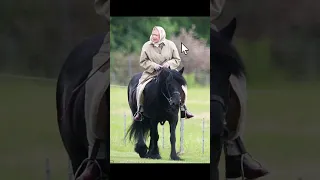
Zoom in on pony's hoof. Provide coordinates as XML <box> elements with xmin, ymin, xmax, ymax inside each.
<box><xmin>135</xmin><ymin>145</ymin><xmax>148</xmax><ymax>158</ymax></box>
<box><xmin>146</xmin><ymin>153</ymin><xmax>162</xmax><ymax>159</ymax></box>
<box><xmin>170</xmin><ymin>155</ymin><xmax>182</xmax><ymax>161</ymax></box>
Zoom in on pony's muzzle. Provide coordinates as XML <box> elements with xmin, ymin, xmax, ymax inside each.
<box><xmin>169</xmin><ymin>99</ymin><xmax>180</xmax><ymax>112</ymax></box>
<box><xmin>169</xmin><ymin>100</ymin><xmax>179</xmax><ymax>107</ymax></box>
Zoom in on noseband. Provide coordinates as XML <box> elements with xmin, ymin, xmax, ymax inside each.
<box><xmin>163</xmin><ymin>91</ymin><xmax>180</xmax><ymax>105</ymax></box>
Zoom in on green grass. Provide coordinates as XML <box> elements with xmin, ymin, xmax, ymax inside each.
<box><xmin>219</xmin><ymin>86</ymin><xmax>320</xmax><ymax>180</ymax></box>
<box><xmin>110</xmin><ymin>86</ymin><xmax>210</xmax><ymax>163</ymax></box>
<box><xmin>0</xmin><ymin>75</ymin><xmax>69</xmax><ymax>180</ymax></box>
<box><xmin>1</xmin><ymin>74</ymin><xmax>320</xmax><ymax>179</ymax></box>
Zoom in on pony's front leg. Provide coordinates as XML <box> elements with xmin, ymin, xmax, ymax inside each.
<box><xmin>169</xmin><ymin>117</ymin><xmax>181</xmax><ymax>160</ymax></box>
<box><xmin>135</xmin><ymin>132</ymin><xmax>148</xmax><ymax>158</ymax></box>
<box><xmin>146</xmin><ymin>121</ymin><xmax>161</xmax><ymax>159</ymax></box>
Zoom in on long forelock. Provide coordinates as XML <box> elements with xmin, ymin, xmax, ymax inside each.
<box><xmin>170</xmin><ymin>70</ymin><xmax>187</xmax><ymax>86</ymax></box>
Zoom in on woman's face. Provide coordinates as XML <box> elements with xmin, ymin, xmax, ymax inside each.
<box><xmin>151</xmin><ymin>28</ymin><xmax>160</xmax><ymax>43</ymax></box>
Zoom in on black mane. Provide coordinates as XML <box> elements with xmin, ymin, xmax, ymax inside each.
<box><xmin>157</xmin><ymin>68</ymin><xmax>187</xmax><ymax>86</ymax></box>
<box><xmin>211</xmin><ymin>18</ymin><xmax>246</xmax><ymax>77</ymax></box>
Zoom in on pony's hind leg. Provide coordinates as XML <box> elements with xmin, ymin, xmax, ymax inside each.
<box><xmin>169</xmin><ymin>119</ymin><xmax>181</xmax><ymax>160</ymax></box>
<box><xmin>146</xmin><ymin>121</ymin><xmax>161</xmax><ymax>159</ymax></box>
<box><xmin>135</xmin><ymin>133</ymin><xmax>148</xmax><ymax>158</ymax></box>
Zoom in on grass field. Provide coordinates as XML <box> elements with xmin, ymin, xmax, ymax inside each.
<box><xmin>1</xmin><ymin>74</ymin><xmax>320</xmax><ymax>179</ymax></box>
<box><xmin>0</xmin><ymin>75</ymin><xmax>69</xmax><ymax>180</ymax></box>
<box><xmin>110</xmin><ymin>85</ymin><xmax>210</xmax><ymax>163</ymax></box>
<box><xmin>229</xmin><ymin>84</ymin><xmax>320</xmax><ymax>180</ymax></box>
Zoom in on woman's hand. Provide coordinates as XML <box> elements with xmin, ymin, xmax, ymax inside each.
<box><xmin>163</xmin><ymin>62</ymin><xmax>170</xmax><ymax>68</ymax></box>
<box><xmin>154</xmin><ymin>64</ymin><xmax>162</xmax><ymax>71</ymax></box>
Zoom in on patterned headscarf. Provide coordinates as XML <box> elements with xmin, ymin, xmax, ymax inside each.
<box><xmin>150</xmin><ymin>26</ymin><xmax>166</xmax><ymax>47</ymax></box>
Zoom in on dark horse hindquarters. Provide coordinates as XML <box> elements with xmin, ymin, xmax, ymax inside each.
<box><xmin>56</xmin><ymin>33</ymin><xmax>109</xmax><ymax>175</ymax></box>
<box><xmin>126</xmin><ymin>68</ymin><xmax>186</xmax><ymax>160</ymax></box>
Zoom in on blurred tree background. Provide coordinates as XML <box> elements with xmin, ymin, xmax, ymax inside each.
<box><xmin>2</xmin><ymin>1</ymin><xmax>319</xmax><ymax>87</ymax></box>
<box><xmin>216</xmin><ymin>0</ymin><xmax>320</xmax><ymax>87</ymax></box>
<box><xmin>110</xmin><ymin>17</ymin><xmax>210</xmax><ymax>87</ymax></box>
<box><xmin>0</xmin><ymin>0</ymin><xmax>106</xmax><ymax>78</ymax></box>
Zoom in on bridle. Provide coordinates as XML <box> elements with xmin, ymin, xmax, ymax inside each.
<box><xmin>158</xmin><ymin>69</ymin><xmax>181</xmax><ymax>106</ymax></box>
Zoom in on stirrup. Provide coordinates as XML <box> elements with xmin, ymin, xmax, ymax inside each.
<box><xmin>180</xmin><ymin>110</ymin><xmax>186</xmax><ymax>118</ymax></box>
<box><xmin>180</xmin><ymin>104</ymin><xmax>187</xmax><ymax>118</ymax></box>
<box><xmin>74</xmin><ymin>158</ymin><xmax>103</xmax><ymax>179</ymax></box>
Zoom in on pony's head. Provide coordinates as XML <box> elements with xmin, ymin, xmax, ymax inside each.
<box><xmin>211</xmin><ymin>18</ymin><xmax>245</xmax><ymax>78</ymax></box>
<box><xmin>156</xmin><ymin>67</ymin><xmax>186</xmax><ymax>113</ymax></box>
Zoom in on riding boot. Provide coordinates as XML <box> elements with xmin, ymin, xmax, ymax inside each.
<box><xmin>133</xmin><ymin>105</ymin><xmax>143</xmax><ymax>121</ymax></box>
<box><xmin>180</xmin><ymin>104</ymin><xmax>194</xmax><ymax>119</ymax></box>
<box><xmin>225</xmin><ymin>137</ymin><xmax>269</xmax><ymax>179</ymax></box>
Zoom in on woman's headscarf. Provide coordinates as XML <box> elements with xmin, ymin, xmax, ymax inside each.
<box><xmin>210</xmin><ymin>0</ymin><xmax>225</xmax><ymax>21</ymax></box>
<box><xmin>150</xmin><ymin>26</ymin><xmax>166</xmax><ymax>47</ymax></box>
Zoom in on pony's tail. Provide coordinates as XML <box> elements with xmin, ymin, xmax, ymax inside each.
<box><xmin>125</xmin><ymin>119</ymin><xmax>150</xmax><ymax>143</ymax></box>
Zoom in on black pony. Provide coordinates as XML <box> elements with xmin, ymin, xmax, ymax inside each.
<box><xmin>210</xmin><ymin>18</ymin><xmax>246</xmax><ymax>179</ymax></box>
<box><xmin>56</xmin><ymin>33</ymin><xmax>109</xmax><ymax>178</ymax></box>
<box><xmin>127</xmin><ymin>67</ymin><xmax>186</xmax><ymax>160</ymax></box>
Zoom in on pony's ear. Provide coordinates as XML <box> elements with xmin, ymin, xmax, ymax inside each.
<box><xmin>179</xmin><ymin>67</ymin><xmax>184</xmax><ymax>74</ymax></box>
<box><xmin>220</xmin><ymin>17</ymin><xmax>237</xmax><ymax>42</ymax></box>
